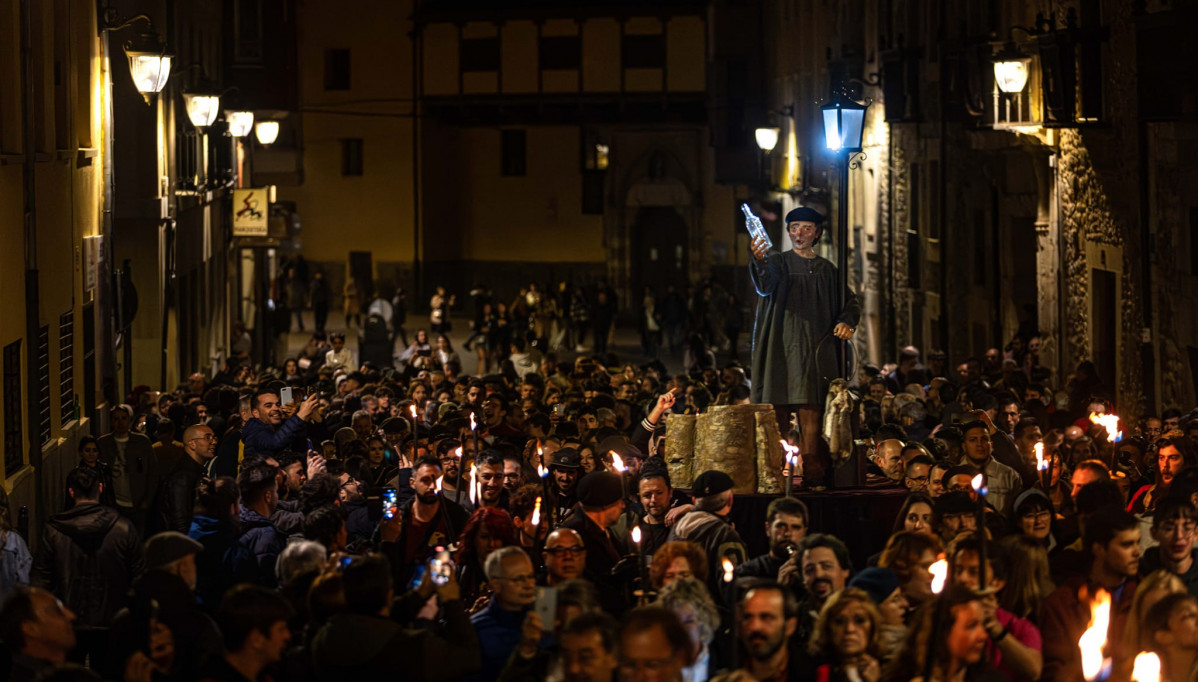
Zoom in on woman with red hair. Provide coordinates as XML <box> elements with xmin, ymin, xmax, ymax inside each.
<box><xmin>455</xmin><ymin>507</ymin><xmax>518</xmax><ymax>606</ymax></box>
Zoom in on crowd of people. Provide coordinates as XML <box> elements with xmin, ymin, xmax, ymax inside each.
<box><xmin>2</xmin><ymin>291</ymin><xmax>1198</xmax><ymax>682</ymax></box>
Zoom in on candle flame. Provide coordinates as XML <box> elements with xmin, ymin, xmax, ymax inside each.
<box><xmin>538</xmin><ymin>464</ymin><xmax>548</xmax><ymax>478</ymax></box>
<box><xmin>1131</xmin><ymin>652</ymin><xmax>1161</xmax><ymax>682</ymax></box>
<box><xmin>454</xmin><ymin>446</ymin><xmax>462</xmax><ymax>459</ymax></box>
<box><xmin>1079</xmin><ymin>588</ymin><xmax>1112</xmax><ymax>681</ymax></box>
<box><xmin>929</xmin><ymin>558</ymin><xmax>949</xmax><ymax>594</ymax></box>
<box><xmin>435</xmin><ymin>475</ymin><xmax>443</xmax><ymax>492</ymax></box>
<box><xmin>971</xmin><ymin>473</ymin><xmax>986</xmax><ymax>493</ymax></box>
<box><xmin>1035</xmin><ymin>442</ymin><xmax>1047</xmax><ymax>471</ymax></box>
<box><xmin>631</xmin><ymin>526</ymin><xmax>642</xmax><ymax>544</ymax></box>
<box><xmin>722</xmin><ymin>557</ymin><xmax>735</xmax><ymax>583</ymax></box>
<box><xmin>610</xmin><ymin>451</ymin><xmax>626</xmax><ymax>473</ymax></box>
<box><xmin>470</xmin><ymin>412</ymin><xmax>478</xmax><ymax>431</ymax></box>
<box><xmin>531</xmin><ymin>496</ymin><xmax>541</xmax><ymax>527</ymax></box>
<box><xmin>468</xmin><ymin>463</ymin><xmax>478</xmax><ymax>505</ymax></box>
<box><xmin>1089</xmin><ymin>412</ymin><xmax>1122</xmax><ymax>442</ymax></box>
<box><xmin>410</xmin><ymin>404</ymin><xmax>418</xmax><ymax>419</ymax></box>
<box><xmin>780</xmin><ymin>440</ymin><xmax>800</xmax><ymax>470</ymax></box>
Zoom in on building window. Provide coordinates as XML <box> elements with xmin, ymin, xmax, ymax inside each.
<box><xmin>540</xmin><ymin>36</ymin><xmax>581</xmax><ymax>70</ymax></box>
<box><xmin>3</xmin><ymin>341</ymin><xmax>21</xmax><ymax>477</ymax></box>
<box><xmin>622</xmin><ymin>34</ymin><xmax>665</xmax><ymax>69</ymax></box>
<box><xmin>501</xmin><ymin>130</ymin><xmax>526</xmax><ymax>176</ymax></box>
<box><xmin>36</xmin><ymin>325</ymin><xmax>50</xmax><ymax>446</ymax></box>
<box><xmin>325</xmin><ymin>49</ymin><xmax>351</xmax><ymax>91</ymax></box>
<box><xmin>582</xmin><ymin>130</ymin><xmax>609</xmax><ymax>171</ymax></box>
<box><xmin>59</xmin><ymin>311</ymin><xmax>74</xmax><ymax>427</ymax></box>
<box><xmin>461</xmin><ymin>38</ymin><xmax>500</xmax><ymax>72</ymax></box>
<box><xmin>341</xmin><ymin>139</ymin><xmax>364</xmax><ymax>176</ymax></box>
<box><xmin>234</xmin><ymin>0</ymin><xmax>264</xmax><ymax>63</ymax></box>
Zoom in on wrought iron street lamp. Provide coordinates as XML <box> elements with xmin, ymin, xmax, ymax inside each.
<box><xmin>102</xmin><ymin>14</ymin><xmax>172</xmax><ymax>103</ymax></box>
<box><xmin>993</xmin><ymin>43</ymin><xmax>1032</xmax><ymax>94</ymax></box>
<box><xmin>255</xmin><ymin>121</ymin><xmax>280</xmax><ymax>146</ymax></box>
<box><xmin>225</xmin><ymin>111</ymin><xmax>255</xmax><ymax>138</ymax></box>
<box><xmin>820</xmin><ymin>88</ymin><xmax>870</xmax><ymax>379</ymax></box>
<box><xmin>183</xmin><ymin>89</ymin><xmax>221</xmax><ymax>128</ymax></box>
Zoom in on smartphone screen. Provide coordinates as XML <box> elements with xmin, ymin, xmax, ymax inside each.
<box><xmin>382</xmin><ymin>487</ymin><xmax>398</xmax><ymax>520</ymax></box>
<box><xmin>280</xmin><ymin>386</ymin><xmax>293</xmax><ymax>404</ymax></box>
<box><xmin>534</xmin><ymin>586</ymin><xmax>557</xmax><ymax>629</ymax></box>
<box><xmin>553</xmin><ymin>403</ymin><xmax>565</xmax><ymax>417</ymax></box>
<box><xmin>430</xmin><ymin>547</ymin><xmax>453</xmax><ymax>586</ymax></box>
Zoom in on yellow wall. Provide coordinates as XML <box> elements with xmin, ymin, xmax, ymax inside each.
<box><xmin>286</xmin><ymin>0</ymin><xmax>416</xmax><ymax>265</ymax></box>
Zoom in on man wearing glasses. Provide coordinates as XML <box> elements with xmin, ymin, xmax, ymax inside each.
<box><xmin>467</xmin><ymin>546</ymin><xmax>545</xmax><ymax>682</ymax></box>
<box><xmin>1142</xmin><ymin>498</ymin><xmax>1198</xmax><ymax>597</ymax></box>
<box><xmin>542</xmin><ymin>528</ymin><xmax>586</xmax><ymax>586</ymax></box>
<box><xmin>153</xmin><ymin>425</ymin><xmax>217</xmax><ymax>534</ymax></box>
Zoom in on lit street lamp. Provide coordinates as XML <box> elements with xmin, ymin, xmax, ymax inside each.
<box><xmin>754</xmin><ymin>127</ymin><xmax>780</xmax><ymax>152</ymax></box>
<box><xmin>993</xmin><ymin>43</ymin><xmax>1032</xmax><ymax>94</ymax></box>
<box><xmin>103</xmin><ymin>16</ymin><xmax>172</xmax><ymax>104</ymax></box>
<box><xmin>255</xmin><ymin>121</ymin><xmax>280</xmax><ymax>146</ymax></box>
<box><xmin>225</xmin><ymin>111</ymin><xmax>255</xmax><ymax>138</ymax></box>
<box><xmin>820</xmin><ymin>87</ymin><xmax>869</xmax><ymax>379</ymax></box>
<box><xmin>183</xmin><ymin>89</ymin><xmax>221</xmax><ymax>128</ymax></box>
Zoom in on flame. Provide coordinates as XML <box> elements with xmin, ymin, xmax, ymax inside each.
<box><xmin>434</xmin><ymin>475</ymin><xmax>443</xmax><ymax>492</ymax></box>
<box><xmin>470</xmin><ymin>412</ymin><xmax>478</xmax><ymax>431</ymax></box>
<box><xmin>971</xmin><ymin>473</ymin><xmax>986</xmax><ymax>493</ymax></box>
<box><xmin>631</xmin><ymin>525</ymin><xmax>642</xmax><ymax>545</ymax></box>
<box><xmin>531</xmin><ymin>496</ymin><xmax>541</xmax><ymax>526</ymax></box>
<box><xmin>610</xmin><ymin>451</ymin><xmax>626</xmax><ymax>473</ymax></box>
<box><xmin>468</xmin><ymin>463</ymin><xmax>478</xmax><ymax>505</ymax></box>
<box><xmin>722</xmin><ymin>557</ymin><xmax>735</xmax><ymax>583</ymax></box>
<box><xmin>1079</xmin><ymin>589</ymin><xmax>1112</xmax><ymax>681</ymax></box>
<box><xmin>1089</xmin><ymin>412</ymin><xmax>1122</xmax><ymax>442</ymax></box>
<box><xmin>780</xmin><ymin>440</ymin><xmax>800</xmax><ymax>471</ymax></box>
<box><xmin>1131</xmin><ymin>652</ymin><xmax>1161</xmax><ymax>682</ymax></box>
<box><xmin>410</xmin><ymin>404</ymin><xmax>418</xmax><ymax>422</ymax></box>
<box><xmin>537</xmin><ymin>443</ymin><xmax>543</xmax><ymax>466</ymax></box>
<box><xmin>929</xmin><ymin>558</ymin><xmax>949</xmax><ymax>594</ymax></box>
<box><xmin>454</xmin><ymin>446</ymin><xmax>462</xmax><ymax>459</ymax></box>
<box><xmin>1035</xmin><ymin>442</ymin><xmax>1047</xmax><ymax>471</ymax></box>
<box><xmin>537</xmin><ymin>464</ymin><xmax>548</xmax><ymax>478</ymax></box>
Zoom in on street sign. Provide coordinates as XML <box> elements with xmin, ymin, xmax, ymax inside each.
<box><xmin>232</xmin><ymin>188</ymin><xmax>269</xmax><ymax>237</ymax></box>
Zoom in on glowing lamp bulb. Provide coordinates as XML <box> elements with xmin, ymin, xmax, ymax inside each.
<box><xmin>722</xmin><ymin>557</ymin><xmax>735</xmax><ymax>583</ymax></box>
<box><xmin>631</xmin><ymin>526</ymin><xmax>642</xmax><ymax>545</ymax></box>
<box><xmin>255</xmin><ymin>120</ymin><xmax>279</xmax><ymax>145</ymax></box>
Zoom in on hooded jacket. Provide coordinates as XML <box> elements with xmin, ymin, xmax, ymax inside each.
<box><xmin>236</xmin><ymin>507</ymin><xmax>284</xmax><ymax>587</ymax></box>
<box><xmin>32</xmin><ymin>502</ymin><xmax>144</xmax><ymax>627</ymax></box>
<box><xmin>667</xmin><ymin>509</ymin><xmax>747</xmax><ymax>607</ymax></box>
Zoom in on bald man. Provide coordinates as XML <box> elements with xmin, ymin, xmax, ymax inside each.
<box><xmin>871</xmin><ymin>439</ymin><xmax>905</xmax><ymax>485</ymax></box>
<box><xmin>543</xmin><ymin>528</ymin><xmax>587</xmax><ymax>586</ymax></box>
<box><xmin>154</xmin><ymin>424</ymin><xmax>217</xmax><ymax>533</ymax></box>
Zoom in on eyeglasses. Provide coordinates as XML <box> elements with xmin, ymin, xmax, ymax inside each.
<box><xmin>1021</xmin><ymin>511</ymin><xmax>1052</xmax><ymax>522</ymax></box>
<box><xmin>1159</xmin><ymin>522</ymin><xmax>1197</xmax><ymax>536</ymax></box>
<box><xmin>544</xmin><ymin>546</ymin><xmax>585</xmax><ymax>556</ymax></box>
<box><xmin>493</xmin><ymin>573</ymin><xmax>536</xmax><ymax>584</ymax></box>
<box><xmin>188</xmin><ymin>434</ymin><xmax>217</xmax><ymax>442</ymax></box>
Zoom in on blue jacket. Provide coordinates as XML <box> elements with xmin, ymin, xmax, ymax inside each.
<box><xmin>188</xmin><ymin>515</ymin><xmax>257</xmax><ymax>607</ymax></box>
<box><xmin>236</xmin><ymin>507</ymin><xmax>284</xmax><ymax>587</ymax></box>
<box><xmin>240</xmin><ymin>416</ymin><xmax>306</xmax><ymax>459</ymax></box>
<box><xmin>466</xmin><ymin>600</ymin><xmax>551</xmax><ymax>682</ymax></box>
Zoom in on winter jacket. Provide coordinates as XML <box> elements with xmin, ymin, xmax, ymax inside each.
<box><xmin>188</xmin><ymin>515</ymin><xmax>257</xmax><ymax>608</ymax></box>
<box><xmin>0</xmin><ymin>530</ymin><xmax>32</xmax><ymax>603</ymax></box>
<box><xmin>667</xmin><ymin>509</ymin><xmax>748</xmax><ymax>608</ymax></box>
<box><xmin>311</xmin><ymin>601</ymin><xmax>481</xmax><ymax>681</ymax></box>
<box><xmin>466</xmin><ymin>600</ymin><xmax>550</xmax><ymax>682</ymax></box>
<box><xmin>96</xmin><ymin>432</ymin><xmax>158</xmax><ymax>509</ymax></box>
<box><xmin>236</xmin><ymin>507</ymin><xmax>284</xmax><ymax>587</ymax></box>
<box><xmin>153</xmin><ymin>456</ymin><xmax>208</xmax><ymax>534</ymax></box>
<box><xmin>32</xmin><ymin>503</ymin><xmax>144</xmax><ymax>627</ymax></box>
<box><xmin>240</xmin><ymin>416</ymin><xmax>306</xmax><ymax>459</ymax></box>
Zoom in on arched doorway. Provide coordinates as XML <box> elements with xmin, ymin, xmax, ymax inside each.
<box><xmin>631</xmin><ymin>207</ymin><xmax>689</xmax><ymax>302</ymax></box>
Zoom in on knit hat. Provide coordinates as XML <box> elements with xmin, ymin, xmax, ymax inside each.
<box><xmin>577</xmin><ymin>471</ymin><xmax>624</xmax><ymax>508</ymax></box>
<box><xmin>145</xmin><ymin>532</ymin><xmax>203</xmax><ymax>570</ymax></box>
<box><xmin>849</xmin><ymin>567</ymin><xmax>902</xmax><ymax>606</ymax></box>
<box><xmin>692</xmin><ymin>470</ymin><xmax>735</xmax><ymax>498</ymax></box>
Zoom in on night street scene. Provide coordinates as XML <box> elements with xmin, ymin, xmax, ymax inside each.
<box><xmin>3</xmin><ymin>0</ymin><xmax>1198</xmax><ymax>681</ymax></box>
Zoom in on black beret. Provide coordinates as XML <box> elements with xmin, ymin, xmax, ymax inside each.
<box><xmin>577</xmin><ymin>471</ymin><xmax>624</xmax><ymax>507</ymax></box>
<box><xmin>692</xmin><ymin>470</ymin><xmax>735</xmax><ymax>498</ymax></box>
<box><xmin>551</xmin><ymin>448</ymin><xmax>582</xmax><ymax>470</ymax></box>
<box><xmin>785</xmin><ymin>206</ymin><xmax>825</xmax><ymax>225</ymax></box>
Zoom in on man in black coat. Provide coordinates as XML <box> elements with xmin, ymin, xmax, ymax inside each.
<box><xmin>560</xmin><ymin>471</ymin><xmax>630</xmax><ymax>617</ymax></box>
<box><xmin>153</xmin><ymin>425</ymin><xmax>217</xmax><ymax>534</ymax></box>
<box><xmin>666</xmin><ymin>470</ymin><xmax>748</xmax><ymax>608</ymax></box>
<box><xmin>32</xmin><ymin>466</ymin><xmax>144</xmax><ymax>671</ymax></box>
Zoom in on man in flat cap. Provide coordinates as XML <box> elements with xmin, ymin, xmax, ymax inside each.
<box><xmin>667</xmin><ymin>470</ymin><xmax>747</xmax><ymax>607</ymax></box>
<box><xmin>749</xmin><ymin>205</ymin><xmax>860</xmax><ymax>487</ymax></box>
<box><xmin>560</xmin><ymin>471</ymin><xmax>629</xmax><ymax>617</ymax></box>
